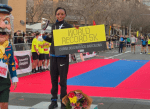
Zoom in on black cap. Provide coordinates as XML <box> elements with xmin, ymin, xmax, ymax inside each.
<box><xmin>0</xmin><ymin>4</ymin><xmax>12</xmax><ymax>14</ymax></box>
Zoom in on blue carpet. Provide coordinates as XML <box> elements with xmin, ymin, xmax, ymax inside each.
<box><xmin>67</xmin><ymin>60</ymin><xmax>149</xmax><ymax>87</ymax></box>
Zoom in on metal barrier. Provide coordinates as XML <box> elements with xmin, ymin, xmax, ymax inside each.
<box><xmin>113</xmin><ymin>41</ymin><xmax>119</xmax><ymax>48</ymax></box>
<box><xmin>12</xmin><ymin>43</ymin><xmax>32</xmax><ymax>51</ymax></box>
<box><xmin>106</xmin><ymin>41</ymin><xmax>119</xmax><ymax>49</ymax></box>
<box><xmin>12</xmin><ymin>36</ymin><xmax>34</xmax><ymax>51</ymax></box>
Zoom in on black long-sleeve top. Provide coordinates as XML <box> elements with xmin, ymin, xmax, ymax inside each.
<box><xmin>43</xmin><ymin>20</ymin><xmax>73</xmax><ymax>57</ymax></box>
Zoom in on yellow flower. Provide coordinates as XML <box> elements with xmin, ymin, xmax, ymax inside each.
<box><xmin>69</xmin><ymin>96</ymin><xmax>77</xmax><ymax>104</ymax></box>
<box><xmin>12</xmin><ymin>67</ymin><xmax>16</xmax><ymax>71</ymax></box>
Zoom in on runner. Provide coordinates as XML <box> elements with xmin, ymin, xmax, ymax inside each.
<box><xmin>42</xmin><ymin>7</ymin><xmax>78</xmax><ymax>109</ymax></box>
<box><xmin>141</xmin><ymin>36</ymin><xmax>147</xmax><ymax>54</ymax></box>
<box><xmin>130</xmin><ymin>35</ymin><xmax>136</xmax><ymax>54</ymax></box>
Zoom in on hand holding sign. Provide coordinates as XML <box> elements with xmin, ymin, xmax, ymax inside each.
<box><xmin>73</xmin><ymin>24</ymin><xmax>80</xmax><ymax>29</ymax></box>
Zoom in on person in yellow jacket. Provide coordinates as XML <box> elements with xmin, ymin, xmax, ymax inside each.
<box><xmin>43</xmin><ymin>40</ymin><xmax>51</xmax><ymax>70</ymax></box>
<box><xmin>31</xmin><ymin>33</ymin><xmax>40</xmax><ymax>73</ymax></box>
<box><xmin>148</xmin><ymin>37</ymin><xmax>150</xmax><ymax>54</ymax></box>
<box><xmin>38</xmin><ymin>39</ymin><xmax>45</xmax><ymax>72</ymax></box>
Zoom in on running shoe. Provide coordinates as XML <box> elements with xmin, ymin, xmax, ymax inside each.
<box><xmin>48</xmin><ymin>101</ymin><xmax>58</xmax><ymax>109</ymax></box>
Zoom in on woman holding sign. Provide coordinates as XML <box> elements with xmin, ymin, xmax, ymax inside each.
<box><xmin>42</xmin><ymin>7</ymin><xmax>75</xmax><ymax>109</ymax></box>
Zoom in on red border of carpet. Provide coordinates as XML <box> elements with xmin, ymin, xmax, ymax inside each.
<box><xmin>10</xmin><ymin>59</ymin><xmax>150</xmax><ymax>100</ymax></box>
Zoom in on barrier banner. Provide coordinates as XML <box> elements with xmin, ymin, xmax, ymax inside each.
<box><xmin>53</xmin><ymin>24</ymin><xmax>106</xmax><ymax>55</ymax></box>
<box><xmin>69</xmin><ymin>52</ymin><xmax>96</xmax><ymax>62</ymax></box>
<box><xmin>83</xmin><ymin>52</ymin><xmax>96</xmax><ymax>59</ymax></box>
<box><xmin>14</xmin><ymin>50</ymin><xmax>32</xmax><ymax>75</ymax></box>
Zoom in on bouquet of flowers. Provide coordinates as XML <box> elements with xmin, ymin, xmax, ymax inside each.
<box><xmin>62</xmin><ymin>90</ymin><xmax>93</xmax><ymax>109</ymax></box>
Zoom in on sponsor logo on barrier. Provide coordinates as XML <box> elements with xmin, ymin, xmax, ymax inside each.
<box><xmin>78</xmin><ymin>49</ymin><xmax>84</xmax><ymax>52</ymax></box>
<box><xmin>16</xmin><ymin>55</ymin><xmax>30</xmax><ymax>70</ymax></box>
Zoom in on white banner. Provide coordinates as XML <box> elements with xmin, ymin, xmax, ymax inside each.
<box><xmin>14</xmin><ymin>50</ymin><xmax>32</xmax><ymax>75</ymax></box>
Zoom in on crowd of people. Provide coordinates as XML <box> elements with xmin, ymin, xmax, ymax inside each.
<box><xmin>31</xmin><ymin>32</ymin><xmax>51</xmax><ymax>73</ymax></box>
<box><xmin>14</xmin><ymin>30</ymin><xmax>36</xmax><ymax>44</ymax></box>
<box><xmin>106</xmin><ymin>34</ymin><xmax>150</xmax><ymax>54</ymax></box>
<box><xmin>139</xmin><ymin>34</ymin><xmax>150</xmax><ymax>54</ymax></box>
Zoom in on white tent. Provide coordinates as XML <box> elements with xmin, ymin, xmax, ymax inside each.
<box><xmin>26</xmin><ymin>23</ymin><xmax>52</xmax><ymax>32</ymax></box>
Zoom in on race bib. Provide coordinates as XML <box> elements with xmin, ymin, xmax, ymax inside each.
<box><xmin>0</xmin><ymin>60</ymin><xmax>8</xmax><ymax>78</ymax></box>
<box><xmin>44</xmin><ymin>48</ymin><xmax>48</xmax><ymax>51</ymax></box>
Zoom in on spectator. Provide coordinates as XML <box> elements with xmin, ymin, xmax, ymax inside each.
<box><xmin>126</xmin><ymin>36</ymin><xmax>130</xmax><ymax>47</ymax></box>
<box><xmin>141</xmin><ymin>36</ymin><xmax>147</xmax><ymax>54</ymax></box>
<box><xmin>140</xmin><ymin>35</ymin><xmax>144</xmax><ymax>54</ymax></box>
<box><xmin>148</xmin><ymin>36</ymin><xmax>150</xmax><ymax>54</ymax></box>
<box><xmin>123</xmin><ymin>36</ymin><xmax>127</xmax><ymax>52</ymax></box>
<box><xmin>119</xmin><ymin>35</ymin><xmax>124</xmax><ymax>53</ymax></box>
<box><xmin>107</xmin><ymin>36</ymin><xmax>111</xmax><ymax>50</ymax></box>
<box><xmin>14</xmin><ymin>30</ymin><xmax>19</xmax><ymax>44</ymax></box>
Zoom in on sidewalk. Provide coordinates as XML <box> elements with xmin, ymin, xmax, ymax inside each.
<box><xmin>9</xmin><ymin>93</ymin><xmax>150</xmax><ymax>109</ymax></box>
<box><xmin>97</xmin><ymin>97</ymin><xmax>150</xmax><ymax>109</ymax></box>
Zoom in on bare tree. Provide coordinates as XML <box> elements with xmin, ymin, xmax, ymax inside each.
<box><xmin>26</xmin><ymin>0</ymin><xmax>53</xmax><ymax>24</ymax></box>
<box><xmin>26</xmin><ymin>0</ymin><xmax>150</xmax><ymax>34</ymax></box>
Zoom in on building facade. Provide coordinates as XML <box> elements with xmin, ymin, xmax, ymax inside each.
<box><xmin>142</xmin><ymin>0</ymin><xmax>150</xmax><ymax>6</ymax></box>
<box><xmin>0</xmin><ymin>0</ymin><xmax>27</xmax><ymax>33</ymax></box>
<box><xmin>8</xmin><ymin>0</ymin><xmax>27</xmax><ymax>32</ymax></box>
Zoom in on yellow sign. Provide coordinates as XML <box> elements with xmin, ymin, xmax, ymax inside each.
<box><xmin>137</xmin><ymin>31</ymin><xmax>139</xmax><ymax>37</ymax></box>
<box><xmin>109</xmin><ymin>26</ymin><xmax>111</xmax><ymax>36</ymax></box>
<box><xmin>53</xmin><ymin>24</ymin><xmax>106</xmax><ymax>46</ymax></box>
